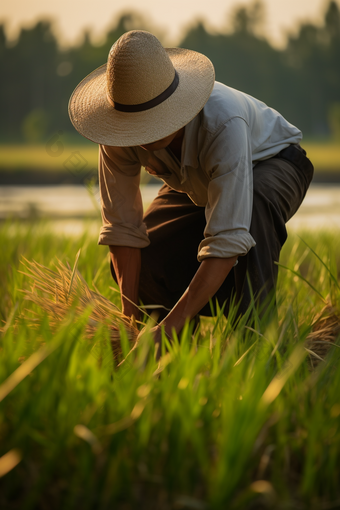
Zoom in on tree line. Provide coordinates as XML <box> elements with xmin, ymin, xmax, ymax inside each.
<box><xmin>1</xmin><ymin>1</ymin><xmax>339</xmax><ymax>143</ymax></box>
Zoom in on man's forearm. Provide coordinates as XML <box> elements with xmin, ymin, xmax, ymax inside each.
<box><xmin>109</xmin><ymin>246</ymin><xmax>141</xmax><ymax>319</ymax></box>
<box><xmin>160</xmin><ymin>256</ymin><xmax>238</xmax><ymax>335</ymax></box>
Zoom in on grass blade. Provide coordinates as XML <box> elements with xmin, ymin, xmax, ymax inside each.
<box><xmin>275</xmin><ymin>262</ymin><xmax>327</xmax><ymax>303</ymax></box>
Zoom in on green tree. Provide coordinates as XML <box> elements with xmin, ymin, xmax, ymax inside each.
<box><xmin>180</xmin><ymin>3</ymin><xmax>291</xmax><ymax>120</ymax></box>
<box><xmin>0</xmin><ymin>21</ymin><xmax>58</xmax><ymax>140</ymax></box>
<box><xmin>1</xmin><ymin>2</ymin><xmax>339</xmax><ymax>141</ymax></box>
<box><xmin>328</xmin><ymin>102</ymin><xmax>340</xmax><ymax>139</ymax></box>
<box><xmin>21</xmin><ymin>109</ymin><xmax>49</xmax><ymax>143</ymax></box>
<box><xmin>284</xmin><ymin>0</ymin><xmax>340</xmax><ymax>135</ymax></box>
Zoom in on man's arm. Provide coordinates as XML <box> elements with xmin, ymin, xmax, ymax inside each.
<box><xmin>157</xmin><ymin>255</ymin><xmax>238</xmax><ymax>339</ymax></box>
<box><xmin>109</xmin><ymin>245</ymin><xmax>141</xmax><ymax>320</ymax></box>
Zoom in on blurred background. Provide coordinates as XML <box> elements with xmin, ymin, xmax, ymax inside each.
<box><xmin>0</xmin><ymin>0</ymin><xmax>339</xmax><ymax>231</ymax></box>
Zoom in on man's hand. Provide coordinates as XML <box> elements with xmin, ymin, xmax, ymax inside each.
<box><xmin>159</xmin><ymin>255</ymin><xmax>238</xmax><ymax>338</ymax></box>
<box><xmin>110</xmin><ymin>246</ymin><xmax>238</xmax><ymax>357</ymax></box>
<box><xmin>136</xmin><ymin>256</ymin><xmax>237</xmax><ymax>361</ymax></box>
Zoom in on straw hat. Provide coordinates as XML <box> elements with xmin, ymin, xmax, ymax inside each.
<box><xmin>68</xmin><ymin>30</ymin><xmax>215</xmax><ymax>147</ymax></box>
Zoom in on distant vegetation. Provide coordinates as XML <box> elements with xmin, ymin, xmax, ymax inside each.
<box><xmin>0</xmin><ymin>1</ymin><xmax>340</xmax><ymax>143</ymax></box>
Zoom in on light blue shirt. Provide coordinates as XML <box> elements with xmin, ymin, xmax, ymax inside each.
<box><xmin>98</xmin><ymin>81</ymin><xmax>302</xmax><ymax>260</ymax></box>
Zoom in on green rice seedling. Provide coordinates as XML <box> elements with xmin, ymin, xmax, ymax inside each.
<box><xmin>1</xmin><ymin>222</ymin><xmax>340</xmax><ymax>509</ymax></box>
<box><xmin>276</xmin><ymin>232</ymin><xmax>340</xmax><ymax>368</ymax></box>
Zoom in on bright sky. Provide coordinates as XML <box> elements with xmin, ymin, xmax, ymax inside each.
<box><xmin>0</xmin><ymin>0</ymin><xmax>334</xmax><ymax>48</ymax></box>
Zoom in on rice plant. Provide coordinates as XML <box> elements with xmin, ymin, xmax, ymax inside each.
<box><xmin>1</xmin><ymin>221</ymin><xmax>340</xmax><ymax>509</ymax></box>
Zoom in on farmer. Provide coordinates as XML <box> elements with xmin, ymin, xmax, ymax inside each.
<box><xmin>68</xmin><ymin>30</ymin><xmax>314</xmax><ymax>344</ymax></box>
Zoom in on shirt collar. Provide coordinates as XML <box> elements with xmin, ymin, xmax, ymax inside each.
<box><xmin>181</xmin><ymin>114</ymin><xmax>200</xmax><ymax>170</ymax></box>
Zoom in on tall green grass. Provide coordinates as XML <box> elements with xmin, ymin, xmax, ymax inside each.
<box><xmin>1</xmin><ymin>221</ymin><xmax>340</xmax><ymax>509</ymax></box>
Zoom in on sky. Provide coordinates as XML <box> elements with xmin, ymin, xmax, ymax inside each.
<box><xmin>0</xmin><ymin>0</ymin><xmax>334</xmax><ymax>48</ymax></box>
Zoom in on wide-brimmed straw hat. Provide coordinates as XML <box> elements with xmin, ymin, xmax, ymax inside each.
<box><xmin>68</xmin><ymin>30</ymin><xmax>215</xmax><ymax>147</ymax></box>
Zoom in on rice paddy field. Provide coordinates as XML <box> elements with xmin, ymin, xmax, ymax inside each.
<box><xmin>1</xmin><ymin>221</ymin><xmax>340</xmax><ymax>509</ymax></box>
<box><xmin>0</xmin><ymin>140</ymin><xmax>339</xmax><ymax>176</ymax></box>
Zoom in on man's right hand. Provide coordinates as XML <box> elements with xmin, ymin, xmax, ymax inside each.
<box><xmin>109</xmin><ymin>245</ymin><xmax>141</xmax><ymax>320</ymax></box>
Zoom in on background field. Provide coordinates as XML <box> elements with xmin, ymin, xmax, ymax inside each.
<box><xmin>1</xmin><ymin>222</ymin><xmax>340</xmax><ymax>509</ymax></box>
<box><xmin>0</xmin><ymin>141</ymin><xmax>339</xmax><ymax>186</ymax></box>
<box><xmin>0</xmin><ymin>141</ymin><xmax>339</xmax><ymax>171</ymax></box>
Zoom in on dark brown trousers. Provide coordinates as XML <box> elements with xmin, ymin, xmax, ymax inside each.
<box><xmin>111</xmin><ymin>145</ymin><xmax>314</xmax><ymax>319</ymax></box>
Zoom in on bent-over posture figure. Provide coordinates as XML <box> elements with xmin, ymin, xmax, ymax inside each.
<box><xmin>69</xmin><ymin>30</ymin><xmax>314</xmax><ymax>344</ymax></box>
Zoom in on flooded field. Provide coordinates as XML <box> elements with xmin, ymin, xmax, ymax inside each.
<box><xmin>1</xmin><ymin>184</ymin><xmax>340</xmax><ymax>234</ymax></box>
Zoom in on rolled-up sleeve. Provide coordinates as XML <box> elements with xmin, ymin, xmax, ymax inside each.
<box><xmin>197</xmin><ymin>117</ymin><xmax>256</xmax><ymax>261</ymax></box>
<box><xmin>98</xmin><ymin>144</ymin><xmax>150</xmax><ymax>248</ymax></box>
